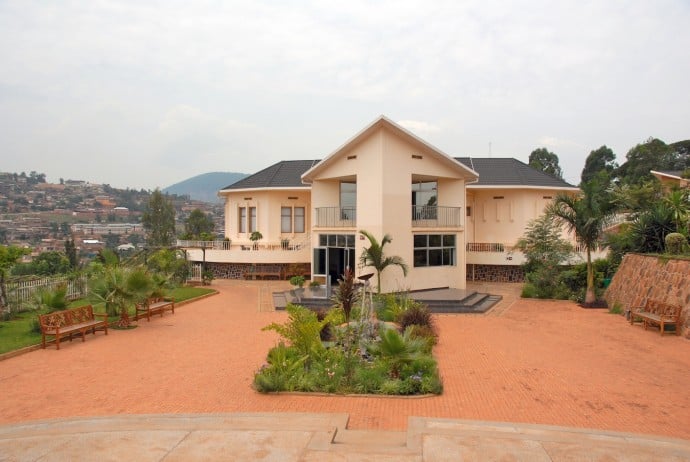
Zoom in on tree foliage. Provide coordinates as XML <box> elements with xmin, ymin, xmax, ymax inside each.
<box><xmin>547</xmin><ymin>177</ymin><xmax>618</xmax><ymax>304</ymax></box>
<box><xmin>581</xmin><ymin>145</ymin><xmax>617</xmax><ymax>185</ymax></box>
<box><xmin>183</xmin><ymin>208</ymin><xmax>214</xmax><ymax>240</ymax></box>
<box><xmin>11</xmin><ymin>251</ymin><xmax>71</xmax><ymax>276</ymax></box>
<box><xmin>142</xmin><ymin>189</ymin><xmax>176</xmax><ymax>247</ymax></box>
<box><xmin>615</xmin><ymin>137</ymin><xmax>687</xmax><ymax>185</ymax></box>
<box><xmin>529</xmin><ymin>148</ymin><xmax>563</xmax><ymax>179</ymax></box>
<box><xmin>517</xmin><ymin>214</ymin><xmax>574</xmax><ymax>301</ymax></box>
<box><xmin>0</xmin><ymin>245</ymin><xmax>31</xmax><ymax>310</ymax></box>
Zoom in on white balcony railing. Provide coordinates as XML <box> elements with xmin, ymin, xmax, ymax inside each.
<box><xmin>176</xmin><ymin>239</ymin><xmax>232</xmax><ymax>250</ymax></box>
<box><xmin>177</xmin><ymin>237</ymin><xmax>311</xmax><ymax>252</ymax></box>
<box><xmin>466</xmin><ymin>242</ymin><xmax>506</xmax><ymax>252</ymax></box>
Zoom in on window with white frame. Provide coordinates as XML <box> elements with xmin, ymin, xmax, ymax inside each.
<box><xmin>294</xmin><ymin>207</ymin><xmax>305</xmax><ymax>233</ymax></box>
<box><xmin>281</xmin><ymin>207</ymin><xmax>292</xmax><ymax>233</ymax></box>
<box><xmin>239</xmin><ymin>207</ymin><xmax>246</xmax><ymax>233</ymax></box>
<box><xmin>413</xmin><ymin>234</ymin><xmax>456</xmax><ymax>267</ymax></box>
<box><xmin>249</xmin><ymin>207</ymin><xmax>257</xmax><ymax>232</ymax></box>
<box><xmin>281</xmin><ymin>206</ymin><xmax>306</xmax><ymax>233</ymax></box>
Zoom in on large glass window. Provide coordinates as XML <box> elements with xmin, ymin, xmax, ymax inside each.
<box><xmin>340</xmin><ymin>181</ymin><xmax>356</xmax><ymax>220</ymax></box>
<box><xmin>413</xmin><ymin>234</ymin><xmax>456</xmax><ymax>267</ymax></box>
<box><xmin>281</xmin><ymin>207</ymin><xmax>292</xmax><ymax>233</ymax></box>
<box><xmin>412</xmin><ymin>181</ymin><xmax>437</xmax><ymax>219</ymax></box>
<box><xmin>239</xmin><ymin>207</ymin><xmax>246</xmax><ymax>233</ymax></box>
<box><xmin>294</xmin><ymin>207</ymin><xmax>305</xmax><ymax>233</ymax></box>
<box><xmin>249</xmin><ymin>207</ymin><xmax>257</xmax><ymax>232</ymax></box>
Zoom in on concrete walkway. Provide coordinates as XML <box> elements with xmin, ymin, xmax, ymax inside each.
<box><xmin>2</xmin><ymin>280</ymin><xmax>690</xmax><ymax>460</ymax></box>
<box><xmin>2</xmin><ymin>413</ymin><xmax>689</xmax><ymax>461</ymax></box>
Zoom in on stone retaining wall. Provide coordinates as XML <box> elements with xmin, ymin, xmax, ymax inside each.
<box><xmin>205</xmin><ymin>262</ymin><xmax>310</xmax><ymax>280</ymax></box>
<box><xmin>605</xmin><ymin>253</ymin><xmax>690</xmax><ymax>338</ymax></box>
<box><xmin>466</xmin><ymin>264</ymin><xmax>524</xmax><ymax>283</ymax></box>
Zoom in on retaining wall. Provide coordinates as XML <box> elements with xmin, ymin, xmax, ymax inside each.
<box><xmin>605</xmin><ymin>253</ymin><xmax>690</xmax><ymax>338</ymax></box>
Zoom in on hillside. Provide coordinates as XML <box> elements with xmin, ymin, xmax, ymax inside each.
<box><xmin>163</xmin><ymin>172</ymin><xmax>248</xmax><ymax>203</ymax></box>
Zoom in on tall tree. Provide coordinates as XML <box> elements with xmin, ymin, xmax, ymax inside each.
<box><xmin>184</xmin><ymin>208</ymin><xmax>214</xmax><ymax>239</ymax></box>
<box><xmin>65</xmin><ymin>238</ymin><xmax>78</xmax><ymax>269</ymax></box>
<box><xmin>547</xmin><ymin>174</ymin><xmax>618</xmax><ymax>304</ymax></box>
<box><xmin>359</xmin><ymin>230</ymin><xmax>408</xmax><ymax>294</ymax></box>
<box><xmin>581</xmin><ymin>145</ymin><xmax>618</xmax><ymax>185</ymax></box>
<box><xmin>616</xmin><ymin>137</ymin><xmax>674</xmax><ymax>185</ymax></box>
<box><xmin>529</xmin><ymin>148</ymin><xmax>563</xmax><ymax>179</ymax></box>
<box><xmin>142</xmin><ymin>189</ymin><xmax>176</xmax><ymax>247</ymax></box>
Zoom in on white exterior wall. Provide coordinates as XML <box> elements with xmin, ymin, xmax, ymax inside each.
<box><xmin>466</xmin><ymin>188</ymin><xmax>562</xmax><ymax>247</ymax></box>
<box><xmin>309</xmin><ymin>125</ymin><xmax>473</xmax><ymax>293</ymax></box>
<box><xmin>222</xmin><ymin>189</ymin><xmax>311</xmax><ymax>246</ymax></box>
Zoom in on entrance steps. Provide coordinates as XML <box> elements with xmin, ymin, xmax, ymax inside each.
<box><xmin>274</xmin><ymin>287</ymin><xmax>502</xmax><ymax>313</ymax></box>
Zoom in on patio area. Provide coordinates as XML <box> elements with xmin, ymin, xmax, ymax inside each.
<box><xmin>1</xmin><ymin>279</ymin><xmax>689</xmax><ymax>442</ymax></box>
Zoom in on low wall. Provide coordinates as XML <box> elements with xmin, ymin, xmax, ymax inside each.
<box><xmin>205</xmin><ymin>262</ymin><xmax>310</xmax><ymax>280</ymax></box>
<box><xmin>605</xmin><ymin>253</ymin><xmax>690</xmax><ymax>338</ymax></box>
<box><xmin>466</xmin><ymin>264</ymin><xmax>524</xmax><ymax>283</ymax></box>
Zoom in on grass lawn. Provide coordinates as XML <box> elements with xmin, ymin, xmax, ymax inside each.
<box><xmin>0</xmin><ymin>286</ymin><xmax>216</xmax><ymax>355</ymax></box>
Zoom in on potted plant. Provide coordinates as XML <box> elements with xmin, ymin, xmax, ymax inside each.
<box><xmin>289</xmin><ymin>275</ymin><xmax>306</xmax><ymax>302</ymax></box>
<box><xmin>249</xmin><ymin>231</ymin><xmax>263</xmax><ymax>250</ymax></box>
<box><xmin>308</xmin><ymin>279</ymin><xmax>324</xmax><ymax>298</ymax></box>
<box><xmin>202</xmin><ymin>270</ymin><xmax>214</xmax><ymax>286</ymax></box>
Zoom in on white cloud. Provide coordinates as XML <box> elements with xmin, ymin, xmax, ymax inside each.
<box><xmin>0</xmin><ymin>0</ymin><xmax>689</xmax><ymax>188</ymax></box>
<box><xmin>397</xmin><ymin>120</ymin><xmax>441</xmax><ymax>135</ymax></box>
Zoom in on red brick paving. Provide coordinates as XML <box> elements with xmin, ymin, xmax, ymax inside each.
<box><xmin>1</xmin><ymin>281</ymin><xmax>689</xmax><ymax>440</ymax></box>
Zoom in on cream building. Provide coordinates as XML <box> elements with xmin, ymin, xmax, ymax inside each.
<box><xmin>182</xmin><ymin>116</ymin><xmax>580</xmax><ymax>292</ymax></box>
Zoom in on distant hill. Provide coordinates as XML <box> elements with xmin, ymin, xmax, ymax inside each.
<box><xmin>163</xmin><ymin>172</ymin><xmax>248</xmax><ymax>203</ymax></box>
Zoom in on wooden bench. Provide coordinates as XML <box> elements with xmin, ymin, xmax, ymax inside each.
<box><xmin>135</xmin><ymin>297</ymin><xmax>175</xmax><ymax>321</ymax></box>
<box><xmin>243</xmin><ymin>265</ymin><xmax>284</xmax><ymax>280</ymax></box>
<box><xmin>39</xmin><ymin>305</ymin><xmax>108</xmax><ymax>350</ymax></box>
<box><xmin>629</xmin><ymin>299</ymin><xmax>682</xmax><ymax>336</ymax></box>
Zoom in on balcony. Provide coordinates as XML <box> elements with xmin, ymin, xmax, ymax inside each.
<box><xmin>314</xmin><ymin>207</ymin><xmax>356</xmax><ymax>228</ymax></box>
<box><xmin>176</xmin><ymin>238</ymin><xmax>311</xmax><ymax>264</ymax></box>
<box><xmin>412</xmin><ymin>205</ymin><xmax>463</xmax><ymax>228</ymax></box>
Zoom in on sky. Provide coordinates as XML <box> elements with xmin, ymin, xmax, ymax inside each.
<box><xmin>1</xmin><ymin>1</ymin><xmax>689</xmax><ymax>190</ymax></box>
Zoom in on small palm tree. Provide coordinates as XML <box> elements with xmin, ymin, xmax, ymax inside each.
<box><xmin>547</xmin><ymin>177</ymin><xmax>617</xmax><ymax>304</ymax></box>
<box><xmin>367</xmin><ymin>328</ymin><xmax>426</xmax><ymax>378</ymax></box>
<box><xmin>359</xmin><ymin>230</ymin><xmax>408</xmax><ymax>294</ymax></box>
<box><xmin>89</xmin><ymin>266</ymin><xmax>152</xmax><ymax>327</ymax></box>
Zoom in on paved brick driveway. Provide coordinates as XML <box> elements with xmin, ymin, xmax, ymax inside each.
<box><xmin>1</xmin><ymin>280</ymin><xmax>688</xmax><ymax>440</ymax></box>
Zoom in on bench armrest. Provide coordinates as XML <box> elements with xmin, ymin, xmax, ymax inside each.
<box><xmin>94</xmin><ymin>313</ymin><xmax>108</xmax><ymax>321</ymax></box>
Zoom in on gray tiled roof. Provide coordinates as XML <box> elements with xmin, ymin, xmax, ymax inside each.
<box><xmin>221</xmin><ymin>160</ymin><xmax>320</xmax><ymax>190</ymax></box>
<box><xmin>456</xmin><ymin>157</ymin><xmax>576</xmax><ymax>188</ymax></box>
<box><xmin>223</xmin><ymin>157</ymin><xmax>577</xmax><ymax>190</ymax></box>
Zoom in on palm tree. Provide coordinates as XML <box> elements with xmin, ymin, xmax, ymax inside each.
<box><xmin>359</xmin><ymin>230</ymin><xmax>408</xmax><ymax>294</ymax></box>
<box><xmin>547</xmin><ymin>177</ymin><xmax>617</xmax><ymax>304</ymax></box>
<box><xmin>89</xmin><ymin>266</ymin><xmax>152</xmax><ymax>327</ymax></box>
<box><xmin>662</xmin><ymin>189</ymin><xmax>690</xmax><ymax>233</ymax></box>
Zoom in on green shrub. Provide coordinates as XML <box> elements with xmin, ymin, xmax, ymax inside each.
<box><xmin>404</xmin><ymin>325</ymin><xmax>437</xmax><ymax>353</ymax></box>
<box><xmin>379</xmin><ymin>379</ymin><xmax>403</xmax><ymax>395</ymax></box>
<box><xmin>665</xmin><ymin>232</ymin><xmax>687</xmax><ymax>255</ymax></box>
<box><xmin>353</xmin><ymin>362</ymin><xmax>387</xmax><ymax>393</ymax></box>
<box><xmin>398</xmin><ymin>303</ymin><xmax>434</xmax><ymax>332</ymax></box>
<box><xmin>262</xmin><ymin>304</ymin><xmax>325</xmax><ymax>359</ymax></box>
<box><xmin>521</xmin><ymin>283</ymin><xmax>537</xmax><ymax>298</ymax></box>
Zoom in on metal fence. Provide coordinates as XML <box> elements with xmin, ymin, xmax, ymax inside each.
<box><xmin>3</xmin><ymin>274</ymin><xmax>88</xmax><ymax>313</ymax></box>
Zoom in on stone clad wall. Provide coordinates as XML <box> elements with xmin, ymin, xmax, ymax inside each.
<box><xmin>466</xmin><ymin>264</ymin><xmax>524</xmax><ymax>282</ymax></box>
<box><xmin>605</xmin><ymin>253</ymin><xmax>690</xmax><ymax>338</ymax></box>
